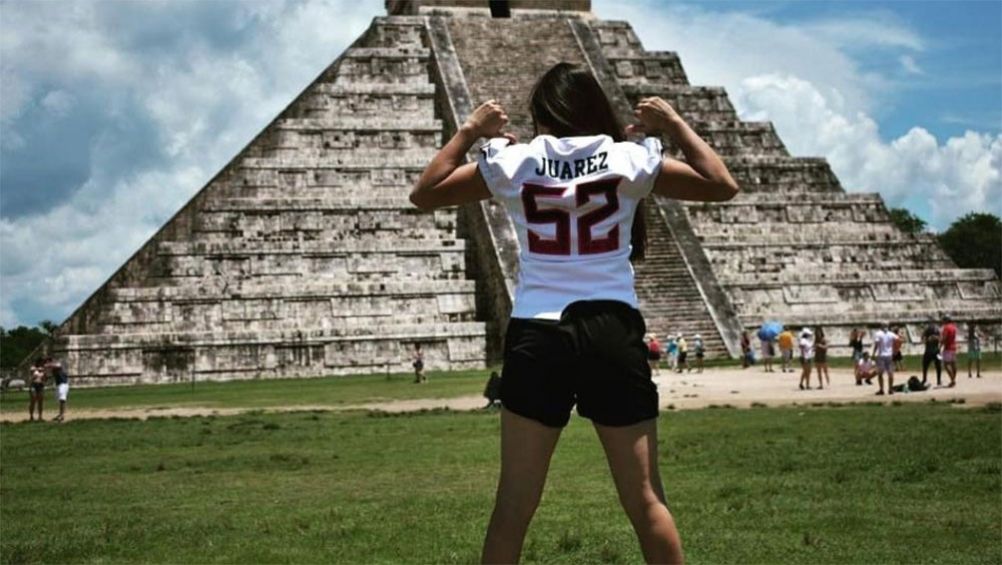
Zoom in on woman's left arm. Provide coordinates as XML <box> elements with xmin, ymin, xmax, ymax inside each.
<box><xmin>410</xmin><ymin>100</ymin><xmax>513</xmax><ymax>211</ymax></box>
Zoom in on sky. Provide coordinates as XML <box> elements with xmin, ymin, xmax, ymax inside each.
<box><xmin>1</xmin><ymin>0</ymin><xmax>1000</xmax><ymax>328</ymax></box>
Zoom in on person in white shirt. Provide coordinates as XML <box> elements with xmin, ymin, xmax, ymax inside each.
<box><xmin>410</xmin><ymin>62</ymin><xmax>738</xmax><ymax>565</ymax></box>
<box><xmin>855</xmin><ymin>351</ymin><xmax>877</xmax><ymax>385</ymax></box>
<box><xmin>871</xmin><ymin>322</ymin><xmax>897</xmax><ymax>395</ymax></box>
<box><xmin>797</xmin><ymin>328</ymin><xmax>815</xmax><ymax>390</ymax></box>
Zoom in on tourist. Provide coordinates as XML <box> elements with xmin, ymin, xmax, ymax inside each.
<box><xmin>666</xmin><ymin>336</ymin><xmax>678</xmax><ymax>371</ymax></box>
<box><xmin>47</xmin><ymin>358</ymin><xmax>70</xmax><ymax>422</ymax></box>
<box><xmin>484</xmin><ymin>371</ymin><xmax>502</xmax><ymax>408</ymax></box>
<box><xmin>676</xmin><ymin>334</ymin><xmax>689</xmax><ymax>373</ymax></box>
<box><xmin>872</xmin><ymin>322</ymin><xmax>896</xmax><ymax>395</ymax></box>
<box><xmin>761</xmin><ymin>335</ymin><xmax>775</xmax><ymax>373</ymax></box>
<box><xmin>941</xmin><ymin>315</ymin><xmax>958</xmax><ymax>387</ymax></box>
<box><xmin>921</xmin><ymin>320</ymin><xmax>942</xmax><ymax>386</ymax></box>
<box><xmin>848</xmin><ymin>328</ymin><xmax>865</xmax><ymax>364</ymax></box>
<box><xmin>740</xmin><ymin>331</ymin><xmax>751</xmax><ymax>369</ymax></box>
<box><xmin>646</xmin><ymin>333</ymin><xmax>663</xmax><ymax>375</ymax></box>
<box><xmin>814</xmin><ymin>327</ymin><xmax>830</xmax><ymax>388</ymax></box>
<box><xmin>967</xmin><ymin>323</ymin><xmax>982</xmax><ymax>379</ymax></box>
<box><xmin>410</xmin><ymin>61</ymin><xmax>738</xmax><ymax>563</ymax></box>
<box><xmin>28</xmin><ymin>358</ymin><xmax>46</xmax><ymax>422</ymax></box>
<box><xmin>855</xmin><ymin>351</ymin><xmax>877</xmax><ymax>385</ymax></box>
<box><xmin>693</xmin><ymin>334</ymin><xmax>705</xmax><ymax>373</ymax></box>
<box><xmin>892</xmin><ymin>326</ymin><xmax>905</xmax><ymax>372</ymax></box>
<box><xmin>412</xmin><ymin>342</ymin><xmax>426</xmax><ymax>384</ymax></box>
<box><xmin>798</xmin><ymin>329</ymin><xmax>815</xmax><ymax>390</ymax></box>
<box><xmin>778</xmin><ymin>327</ymin><xmax>794</xmax><ymax>373</ymax></box>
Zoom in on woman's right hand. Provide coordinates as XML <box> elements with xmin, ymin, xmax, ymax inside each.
<box><xmin>462</xmin><ymin>100</ymin><xmax>513</xmax><ymax>141</ymax></box>
<box><xmin>627</xmin><ymin>96</ymin><xmax>683</xmax><ymax>136</ymax></box>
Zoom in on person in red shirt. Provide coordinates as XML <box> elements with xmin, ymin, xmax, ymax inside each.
<box><xmin>940</xmin><ymin>315</ymin><xmax>958</xmax><ymax>388</ymax></box>
<box><xmin>646</xmin><ymin>334</ymin><xmax>663</xmax><ymax>375</ymax></box>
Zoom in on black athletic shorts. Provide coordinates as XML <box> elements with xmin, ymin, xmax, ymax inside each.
<box><xmin>30</xmin><ymin>383</ymin><xmax>44</xmax><ymax>395</ymax></box>
<box><xmin>500</xmin><ymin>300</ymin><xmax>659</xmax><ymax>428</ymax></box>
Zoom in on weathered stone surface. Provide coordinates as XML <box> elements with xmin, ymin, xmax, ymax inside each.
<box><xmin>35</xmin><ymin>2</ymin><xmax>999</xmax><ymax>385</ymax></box>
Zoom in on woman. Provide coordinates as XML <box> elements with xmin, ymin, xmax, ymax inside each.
<box><xmin>849</xmin><ymin>328</ymin><xmax>864</xmax><ymax>364</ymax></box>
<box><xmin>798</xmin><ymin>328</ymin><xmax>815</xmax><ymax>390</ymax></box>
<box><xmin>892</xmin><ymin>326</ymin><xmax>904</xmax><ymax>372</ymax></box>
<box><xmin>28</xmin><ymin>357</ymin><xmax>46</xmax><ymax>422</ymax></box>
<box><xmin>814</xmin><ymin>326</ymin><xmax>830</xmax><ymax>388</ymax></box>
<box><xmin>410</xmin><ymin>63</ymin><xmax>738</xmax><ymax>564</ymax></box>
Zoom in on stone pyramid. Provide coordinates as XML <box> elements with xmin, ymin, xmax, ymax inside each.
<box><xmin>44</xmin><ymin>0</ymin><xmax>1000</xmax><ymax>385</ymax></box>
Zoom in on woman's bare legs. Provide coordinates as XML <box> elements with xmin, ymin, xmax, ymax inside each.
<box><xmin>594</xmin><ymin>418</ymin><xmax>684</xmax><ymax>564</ymax></box>
<box><xmin>482</xmin><ymin>409</ymin><xmax>562</xmax><ymax>564</ymax></box>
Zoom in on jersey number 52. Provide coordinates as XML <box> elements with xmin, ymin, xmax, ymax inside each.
<box><xmin>521</xmin><ymin>178</ymin><xmax>621</xmax><ymax>256</ymax></box>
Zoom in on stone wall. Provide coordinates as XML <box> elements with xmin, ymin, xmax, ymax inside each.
<box><xmin>45</xmin><ymin>16</ymin><xmax>488</xmax><ymax>385</ymax></box>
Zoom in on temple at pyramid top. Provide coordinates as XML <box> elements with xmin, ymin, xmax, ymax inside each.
<box><xmin>31</xmin><ymin>0</ymin><xmax>999</xmax><ymax>386</ymax></box>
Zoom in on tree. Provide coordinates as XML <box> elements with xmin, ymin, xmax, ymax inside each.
<box><xmin>888</xmin><ymin>207</ymin><xmax>927</xmax><ymax>234</ymax></box>
<box><xmin>0</xmin><ymin>325</ymin><xmax>48</xmax><ymax>369</ymax></box>
<box><xmin>938</xmin><ymin>213</ymin><xmax>1002</xmax><ymax>277</ymax></box>
<box><xmin>38</xmin><ymin>320</ymin><xmax>58</xmax><ymax>335</ymax></box>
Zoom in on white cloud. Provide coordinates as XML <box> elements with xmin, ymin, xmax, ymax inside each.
<box><xmin>40</xmin><ymin>90</ymin><xmax>76</xmax><ymax>117</ymax></box>
<box><xmin>899</xmin><ymin>55</ymin><xmax>924</xmax><ymax>75</ymax></box>
<box><xmin>0</xmin><ymin>0</ymin><xmax>376</xmax><ymax>327</ymax></box>
<box><xmin>593</xmin><ymin>1</ymin><xmax>1000</xmax><ymax>229</ymax></box>
<box><xmin>734</xmin><ymin>73</ymin><xmax>1002</xmax><ymax>228</ymax></box>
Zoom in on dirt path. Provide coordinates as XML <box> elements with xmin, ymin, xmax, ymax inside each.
<box><xmin>1</xmin><ymin>366</ymin><xmax>998</xmax><ymax>424</ymax></box>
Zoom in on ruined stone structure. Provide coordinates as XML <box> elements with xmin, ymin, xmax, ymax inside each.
<box><xmin>41</xmin><ymin>0</ymin><xmax>999</xmax><ymax>385</ymax></box>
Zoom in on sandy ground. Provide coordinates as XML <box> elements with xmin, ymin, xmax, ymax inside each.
<box><xmin>1</xmin><ymin>366</ymin><xmax>999</xmax><ymax>424</ymax></box>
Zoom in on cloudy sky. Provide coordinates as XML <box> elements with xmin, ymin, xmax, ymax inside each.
<box><xmin>1</xmin><ymin>0</ymin><xmax>1000</xmax><ymax>328</ymax></box>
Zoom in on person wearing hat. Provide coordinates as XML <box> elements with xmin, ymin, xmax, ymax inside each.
<box><xmin>940</xmin><ymin>314</ymin><xmax>958</xmax><ymax>387</ymax></box>
<box><xmin>871</xmin><ymin>322</ymin><xmax>896</xmax><ymax>395</ymax></box>
<box><xmin>675</xmin><ymin>333</ymin><xmax>688</xmax><ymax>373</ymax></box>
<box><xmin>692</xmin><ymin>334</ymin><xmax>705</xmax><ymax>373</ymax></box>
<box><xmin>797</xmin><ymin>328</ymin><xmax>815</xmax><ymax>390</ymax></box>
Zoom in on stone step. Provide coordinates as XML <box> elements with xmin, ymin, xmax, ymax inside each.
<box><xmin>63</xmin><ymin>320</ymin><xmax>487</xmax><ymax>349</ymax></box>
<box><xmin>328</xmin><ymin>47</ymin><xmax>431</xmax><ymax>85</ymax></box>
<box><xmin>694</xmin><ymin>222</ymin><xmax>900</xmax><ymax>242</ymax></box>
<box><xmin>719</xmin><ymin>268</ymin><xmax>1000</xmax><ymax>287</ymax></box>
<box><xmin>659</xmin><ymin>121</ymin><xmax>787</xmax><ymax>158</ymax></box>
<box><xmin>158</xmin><ymin>252</ymin><xmax>467</xmax><ymax>280</ymax></box>
<box><xmin>158</xmin><ymin>239</ymin><xmax>466</xmax><ymax>256</ymax></box>
<box><xmin>606</xmin><ymin>51</ymin><xmax>689</xmax><ymax>88</ymax></box>
<box><xmin>590</xmin><ymin>21</ymin><xmax>644</xmax><ymax>57</ymax></box>
<box><xmin>192</xmin><ymin>211</ymin><xmax>455</xmax><ymax>239</ymax></box>
<box><xmin>226</xmin><ymin>166</ymin><xmax>422</xmax><ymax>190</ymax></box>
<box><xmin>95</xmin><ymin>306</ymin><xmax>478</xmax><ymax>332</ymax></box>
<box><xmin>363</xmin><ymin>17</ymin><xmax>427</xmax><ymax>48</ymax></box>
<box><xmin>242</xmin><ymin>146</ymin><xmax>437</xmax><ymax>165</ymax></box>
<box><xmin>269</xmin><ymin>118</ymin><xmax>442</xmax><ymax>133</ymax></box>
<box><xmin>109</xmin><ymin>279</ymin><xmax>478</xmax><ymax>302</ymax></box>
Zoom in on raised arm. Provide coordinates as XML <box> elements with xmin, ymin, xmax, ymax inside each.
<box><xmin>409</xmin><ymin>100</ymin><xmax>514</xmax><ymax>211</ymax></box>
<box><xmin>628</xmin><ymin>97</ymin><xmax>739</xmax><ymax>202</ymax></box>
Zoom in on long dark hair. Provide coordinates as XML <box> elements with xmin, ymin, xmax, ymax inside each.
<box><xmin>529</xmin><ymin>62</ymin><xmax>647</xmax><ymax>261</ymax></box>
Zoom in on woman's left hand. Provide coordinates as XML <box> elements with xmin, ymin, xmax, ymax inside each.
<box><xmin>462</xmin><ymin>100</ymin><xmax>513</xmax><ymax>140</ymax></box>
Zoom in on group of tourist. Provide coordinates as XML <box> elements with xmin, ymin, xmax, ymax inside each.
<box><xmin>746</xmin><ymin>315</ymin><xmax>985</xmax><ymax>395</ymax></box>
<box><xmin>26</xmin><ymin>357</ymin><xmax>70</xmax><ymax>422</ymax></box>
<box><xmin>644</xmin><ymin>333</ymin><xmax>705</xmax><ymax>374</ymax></box>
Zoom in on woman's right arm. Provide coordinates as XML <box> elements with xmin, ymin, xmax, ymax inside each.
<box><xmin>630</xmin><ymin>97</ymin><xmax>740</xmax><ymax>203</ymax></box>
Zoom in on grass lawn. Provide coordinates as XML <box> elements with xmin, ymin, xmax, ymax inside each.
<box><xmin>1</xmin><ymin>403</ymin><xmax>999</xmax><ymax>564</ymax></box>
<box><xmin>0</xmin><ymin>368</ymin><xmax>497</xmax><ymax>414</ymax></box>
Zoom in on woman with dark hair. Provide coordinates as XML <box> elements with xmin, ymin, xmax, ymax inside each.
<box><xmin>411</xmin><ymin>62</ymin><xmax>738</xmax><ymax>564</ymax></box>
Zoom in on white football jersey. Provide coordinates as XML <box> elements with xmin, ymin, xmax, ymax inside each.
<box><xmin>478</xmin><ymin>134</ymin><xmax>663</xmax><ymax>320</ymax></box>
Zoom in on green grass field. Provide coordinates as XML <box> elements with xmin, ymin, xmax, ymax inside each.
<box><xmin>2</xmin><ymin>403</ymin><xmax>999</xmax><ymax>564</ymax></box>
<box><xmin>0</xmin><ymin>368</ymin><xmax>496</xmax><ymax>414</ymax></box>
